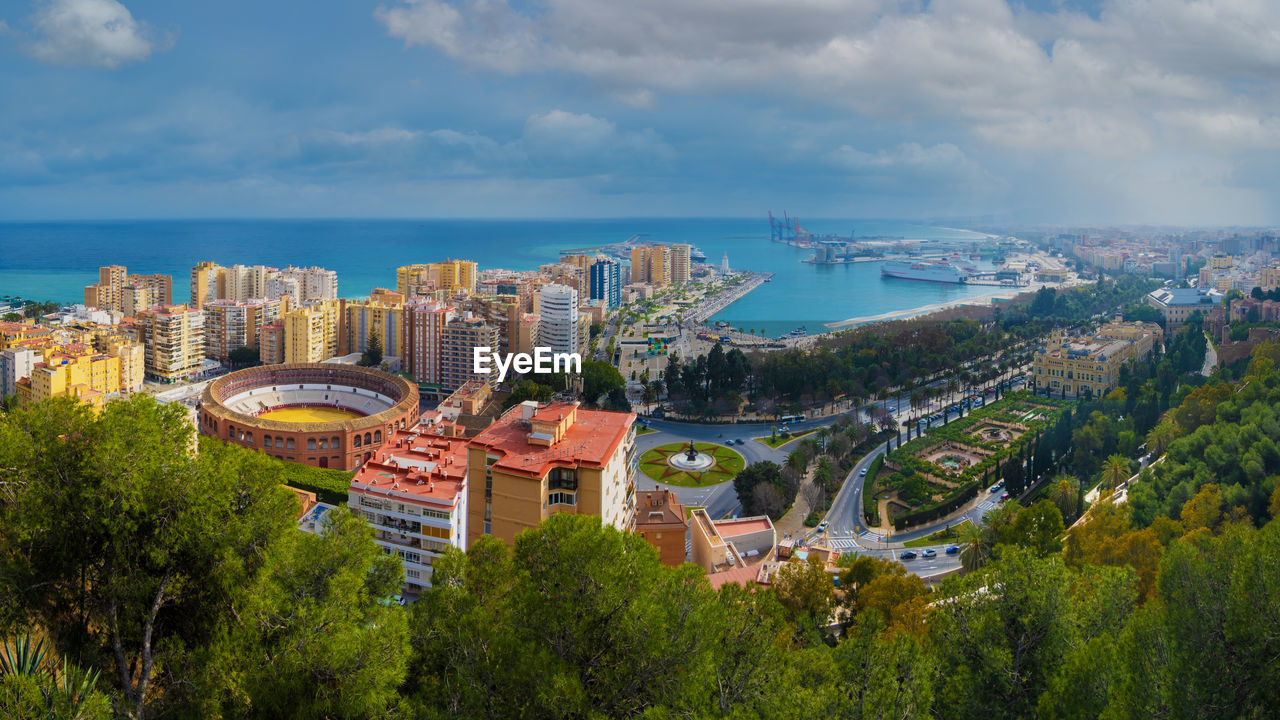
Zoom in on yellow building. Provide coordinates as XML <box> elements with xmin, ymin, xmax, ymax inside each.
<box><xmin>137</xmin><ymin>305</ymin><xmax>205</xmax><ymax>382</ymax></box>
<box><xmin>190</xmin><ymin>261</ymin><xmax>224</xmax><ymax>310</ymax></box>
<box><xmin>466</xmin><ymin>401</ymin><xmax>636</xmax><ymax>547</ymax></box>
<box><xmin>343</xmin><ymin>299</ymin><xmax>404</xmax><ymax>359</ymax></box>
<box><xmin>17</xmin><ymin>346</ymin><xmax>122</xmax><ymax>410</ymax></box>
<box><xmin>396</xmin><ymin>260</ymin><xmax>478</xmax><ymax>299</ymax></box>
<box><xmin>283</xmin><ymin>300</ymin><xmax>341</xmax><ymax>364</ymax></box>
<box><xmin>120</xmin><ymin>285</ymin><xmax>153</xmax><ymax>318</ymax></box>
<box><xmin>203</xmin><ymin>298</ymin><xmax>284</xmax><ymax>361</ymax></box>
<box><xmin>0</xmin><ymin>322</ymin><xmax>53</xmax><ymax>351</ymax></box>
<box><xmin>629</xmin><ymin>245</ymin><xmax>671</xmax><ymax>286</ymax></box>
<box><xmin>1032</xmin><ymin>321</ymin><xmax>1162</xmax><ymax>398</ymax></box>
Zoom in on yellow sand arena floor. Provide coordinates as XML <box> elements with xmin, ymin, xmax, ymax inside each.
<box><xmin>259</xmin><ymin>406</ymin><xmax>360</xmax><ymax>423</ymax></box>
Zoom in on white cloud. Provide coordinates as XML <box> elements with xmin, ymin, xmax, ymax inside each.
<box><xmin>373</xmin><ymin>0</ymin><xmax>1280</xmax><ymax>158</ymax></box>
<box><xmin>26</xmin><ymin>0</ymin><xmax>167</xmax><ymax>69</ymax></box>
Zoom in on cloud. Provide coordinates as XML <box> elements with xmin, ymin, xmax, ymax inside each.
<box><xmin>280</xmin><ymin>110</ymin><xmax>675</xmax><ymax>180</ymax></box>
<box><xmin>25</xmin><ymin>0</ymin><xmax>168</xmax><ymax>69</ymax></box>
<box><xmin>372</xmin><ymin>0</ymin><xmax>1280</xmax><ymax>158</ymax></box>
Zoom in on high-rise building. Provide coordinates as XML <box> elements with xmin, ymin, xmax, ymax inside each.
<box><xmin>466</xmin><ymin>401</ymin><xmax>636</xmax><ymax>546</ymax></box>
<box><xmin>223</xmin><ymin>265</ymin><xmax>272</xmax><ymax>303</ymax></box>
<box><xmin>397</xmin><ymin>260</ymin><xmax>478</xmax><ymax>299</ymax></box>
<box><xmin>721</xmin><ymin>253</ymin><xmax>730</xmax><ymax>275</ymax></box>
<box><xmin>259</xmin><ymin>321</ymin><xmax>285</xmax><ymax>364</ymax></box>
<box><xmin>343</xmin><ymin>299</ymin><xmax>404</xmax><ymax>359</ymax></box>
<box><xmin>119</xmin><ymin>285</ymin><xmax>153</xmax><ymax>318</ymax></box>
<box><xmin>190</xmin><ymin>261</ymin><xmax>223</xmax><ymax>310</ymax></box>
<box><xmin>203</xmin><ymin>298</ymin><xmax>284</xmax><ymax>362</ymax></box>
<box><xmin>349</xmin><ymin>426</ymin><xmax>469</xmax><ymax>593</ymax></box>
<box><xmin>127</xmin><ymin>273</ymin><xmax>173</xmax><ymax>307</ymax></box>
<box><xmin>0</xmin><ymin>347</ymin><xmax>40</xmax><ymax>398</ymax></box>
<box><xmin>457</xmin><ymin>294</ymin><xmax>520</xmax><ymax>356</ymax></box>
<box><xmin>589</xmin><ymin>259</ymin><xmax>621</xmax><ymax>308</ymax></box>
<box><xmin>629</xmin><ymin>246</ymin><xmax>671</xmax><ymax>286</ymax></box>
<box><xmin>280</xmin><ymin>266</ymin><xmax>338</xmax><ymax>302</ymax></box>
<box><xmin>441</xmin><ymin>316</ymin><xmax>499</xmax><ymax>392</ymax></box>
<box><xmin>283</xmin><ymin>300</ymin><xmax>341</xmax><ymax>364</ymax></box>
<box><xmin>670</xmin><ymin>244</ymin><xmax>692</xmax><ymax>284</ymax></box>
<box><xmin>137</xmin><ymin>305</ymin><xmax>205</xmax><ymax>382</ymax></box>
<box><xmin>18</xmin><ymin>347</ymin><xmax>122</xmax><ymax>410</ymax></box>
<box><xmin>536</xmin><ymin>284</ymin><xmax>579</xmax><ymax>355</ymax></box>
<box><xmin>402</xmin><ymin>300</ymin><xmax>455</xmax><ymax>386</ymax></box>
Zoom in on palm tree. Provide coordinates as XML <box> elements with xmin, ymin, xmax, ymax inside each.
<box><xmin>1101</xmin><ymin>454</ymin><xmax>1131</xmax><ymax>490</ymax></box>
<box><xmin>1048</xmin><ymin>474</ymin><xmax>1080</xmax><ymax>523</ymax></box>
<box><xmin>787</xmin><ymin>448</ymin><xmax>809</xmax><ymax>476</ymax></box>
<box><xmin>958</xmin><ymin>522</ymin><xmax>991</xmax><ymax>572</ymax></box>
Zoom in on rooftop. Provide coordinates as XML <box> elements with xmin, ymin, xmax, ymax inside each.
<box><xmin>634</xmin><ymin>489</ymin><xmax>687</xmax><ymax>528</ymax></box>
<box><xmin>350</xmin><ymin>426</ymin><xmax>469</xmax><ymax>508</ymax></box>
<box><xmin>1149</xmin><ymin>287</ymin><xmax>1224</xmax><ymax>306</ymax></box>
<box><xmin>469</xmin><ymin>401</ymin><xmax>634</xmax><ymax>478</ymax></box>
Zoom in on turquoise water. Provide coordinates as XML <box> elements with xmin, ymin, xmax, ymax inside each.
<box><xmin>0</xmin><ymin>218</ymin><xmax>1000</xmax><ymax>337</ymax></box>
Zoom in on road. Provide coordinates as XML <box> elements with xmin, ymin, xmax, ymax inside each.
<box><xmin>635</xmin><ymin>370</ymin><xmax>1028</xmax><ymax>579</ymax></box>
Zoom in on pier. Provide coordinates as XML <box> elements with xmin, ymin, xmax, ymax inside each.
<box><xmin>685</xmin><ymin>271</ymin><xmax>773</xmax><ymax>323</ymax></box>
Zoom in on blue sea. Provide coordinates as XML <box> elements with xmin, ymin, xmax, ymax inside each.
<box><xmin>0</xmin><ymin>218</ymin><xmax>1000</xmax><ymax>337</ymax></box>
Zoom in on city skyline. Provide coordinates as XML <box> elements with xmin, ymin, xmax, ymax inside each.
<box><xmin>3</xmin><ymin>0</ymin><xmax>1280</xmax><ymax>224</ymax></box>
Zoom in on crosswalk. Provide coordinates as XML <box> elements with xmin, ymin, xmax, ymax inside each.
<box><xmin>978</xmin><ymin>500</ymin><xmax>995</xmax><ymax>511</ymax></box>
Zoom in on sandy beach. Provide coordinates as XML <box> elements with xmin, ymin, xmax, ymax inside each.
<box><xmin>823</xmin><ymin>277</ymin><xmax>1087</xmax><ymax>331</ymax></box>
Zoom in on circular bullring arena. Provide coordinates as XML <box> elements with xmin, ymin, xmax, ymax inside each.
<box><xmin>198</xmin><ymin>363</ymin><xmax>420</xmax><ymax>471</ymax></box>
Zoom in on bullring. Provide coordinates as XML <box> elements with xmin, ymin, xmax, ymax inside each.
<box><xmin>198</xmin><ymin>363</ymin><xmax>420</xmax><ymax>470</ymax></box>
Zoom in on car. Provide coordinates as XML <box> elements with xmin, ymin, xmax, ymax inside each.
<box><xmin>735</xmin><ymin>439</ymin><xmax>744</xmax><ymax>445</ymax></box>
<box><xmin>989</xmin><ymin>484</ymin><xmax>1001</xmax><ymax>493</ymax></box>
<box><xmin>922</xmin><ymin>548</ymin><xmax>937</xmax><ymax>558</ymax></box>
<box><xmin>945</xmin><ymin>545</ymin><xmax>960</xmax><ymax>555</ymax></box>
<box><xmin>816</xmin><ymin>520</ymin><xmax>828</xmax><ymax>532</ymax></box>
<box><xmin>859</xmin><ymin>467</ymin><xmax>868</xmax><ymax>476</ymax></box>
<box><xmin>1001</xmin><ymin>492</ymin><xmax>1010</xmax><ymax>500</ymax></box>
<box><xmin>899</xmin><ymin>550</ymin><xmax>918</xmax><ymax>560</ymax></box>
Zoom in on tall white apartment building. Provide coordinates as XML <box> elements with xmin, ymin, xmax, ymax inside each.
<box><xmin>536</xmin><ymin>283</ymin><xmax>579</xmax><ymax>355</ymax></box>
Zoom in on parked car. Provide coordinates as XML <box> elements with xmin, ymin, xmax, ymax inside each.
<box><xmin>945</xmin><ymin>545</ymin><xmax>960</xmax><ymax>555</ymax></box>
<box><xmin>1001</xmin><ymin>492</ymin><xmax>1011</xmax><ymax>500</ymax></box>
<box><xmin>989</xmin><ymin>484</ymin><xmax>1001</xmax><ymax>493</ymax></box>
<box><xmin>922</xmin><ymin>548</ymin><xmax>937</xmax><ymax>558</ymax></box>
<box><xmin>899</xmin><ymin>550</ymin><xmax>918</xmax><ymax>560</ymax></box>
<box><xmin>816</xmin><ymin>520</ymin><xmax>828</xmax><ymax>532</ymax></box>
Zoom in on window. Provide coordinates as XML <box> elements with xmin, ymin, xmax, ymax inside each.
<box><xmin>374</xmin><ymin>430</ymin><xmax>382</xmax><ymax>443</ymax></box>
<box><xmin>275</xmin><ymin>437</ymin><xmax>283</xmax><ymax>448</ymax></box>
<box><xmin>286</xmin><ymin>438</ymin><xmax>295</xmax><ymax>449</ymax></box>
<box><xmin>331</xmin><ymin>436</ymin><xmax>340</xmax><ymax>449</ymax></box>
<box><xmin>263</xmin><ymin>434</ymin><xmax>271</xmax><ymax>447</ymax></box>
<box><xmin>364</xmin><ymin>432</ymin><xmax>372</xmax><ymax>445</ymax></box>
<box><xmin>548</xmin><ymin>467</ymin><xmax>577</xmax><ymax>491</ymax></box>
<box><xmin>307</xmin><ymin>438</ymin><xmax>316</xmax><ymax>450</ymax></box>
<box><xmin>420</xmin><ymin>525</ymin><xmax>451</xmax><ymax>539</ymax></box>
<box><xmin>318</xmin><ymin>438</ymin><xmax>328</xmax><ymax>450</ymax></box>
<box><xmin>354</xmin><ymin>435</ymin><xmax>362</xmax><ymax>448</ymax></box>
<box><xmin>548</xmin><ymin>492</ymin><xmax>576</xmax><ymax>507</ymax></box>
<box><xmin>421</xmin><ymin>508</ymin><xmax>450</xmax><ymax>520</ymax></box>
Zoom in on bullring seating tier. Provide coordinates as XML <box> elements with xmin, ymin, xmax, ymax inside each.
<box><xmin>220</xmin><ymin>384</ymin><xmax>395</xmax><ymax>417</ymax></box>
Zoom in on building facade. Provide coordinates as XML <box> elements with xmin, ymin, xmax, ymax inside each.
<box><xmin>466</xmin><ymin>401</ymin><xmax>636</xmax><ymax>547</ymax></box>
<box><xmin>536</xmin><ymin>283</ymin><xmax>579</xmax><ymax>355</ymax></box>
<box><xmin>634</xmin><ymin>489</ymin><xmax>688</xmax><ymax>566</ymax></box>
<box><xmin>283</xmin><ymin>299</ymin><xmax>341</xmax><ymax>364</ymax></box>
<box><xmin>1147</xmin><ymin>287</ymin><xmax>1226</xmax><ymax>333</ymax></box>
<box><xmin>137</xmin><ymin>305</ymin><xmax>205</xmax><ymax>382</ymax></box>
<box><xmin>1032</xmin><ymin>321</ymin><xmax>1163</xmax><ymax>398</ymax></box>
<box><xmin>670</xmin><ymin>244</ymin><xmax>692</xmax><ymax>284</ymax></box>
<box><xmin>349</xmin><ymin>427</ymin><xmax>469</xmax><ymax>593</ymax></box>
<box><xmin>441</xmin><ymin>316</ymin><xmax>500</xmax><ymax>392</ymax></box>
<box><xmin>402</xmin><ymin>300</ymin><xmax>455</xmax><ymax>386</ymax></box>
<box><xmin>203</xmin><ymin>298</ymin><xmax>284</xmax><ymax>362</ymax></box>
<box><xmin>589</xmin><ymin>259</ymin><xmax>621</xmax><ymax>309</ymax></box>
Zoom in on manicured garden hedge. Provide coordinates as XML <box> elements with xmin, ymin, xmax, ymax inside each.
<box><xmin>275</xmin><ymin>459</ymin><xmax>355</xmax><ymax>505</ymax></box>
<box><xmin>892</xmin><ymin>482</ymin><xmax>980</xmax><ymax>530</ymax></box>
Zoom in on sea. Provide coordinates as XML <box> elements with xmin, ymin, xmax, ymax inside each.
<box><xmin>0</xmin><ymin>218</ymin><xmax>1001</xmax><ymax>338</ymax></box>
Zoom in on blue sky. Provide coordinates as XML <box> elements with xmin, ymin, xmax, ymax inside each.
<box><xmin>2</xmin><ymin>0</ymin><xmax>1279</xmax><ymax>224</ymax></box>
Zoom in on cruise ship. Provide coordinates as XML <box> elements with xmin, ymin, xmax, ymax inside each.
<box><xmin>880</xmin><ymin>260</ymin><xmax>969</xmax><ymax>284</ymax></box>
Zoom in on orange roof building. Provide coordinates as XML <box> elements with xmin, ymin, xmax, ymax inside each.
<box><xmin>634</xmin><ymin>489</ymin><xmax>689</xmax><ymax>566</ymax></box>
<box><xmin>466</xmin><ymin>400</ymin><xmax>636</xmax><ymax>546</ymax></box>
<box><xmin>349</xmin><ymin>424</ymin><xmax>470</xmax><ymax>594</ymax></box>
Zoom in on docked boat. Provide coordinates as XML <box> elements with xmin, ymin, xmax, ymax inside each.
<box><xmin>881</xmin><ymin>260</ymin><xmax>969</xmax><ymax>284</ymax></box>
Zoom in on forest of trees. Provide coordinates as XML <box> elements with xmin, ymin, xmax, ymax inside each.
<box><xmin>7</xmin><ymin>324</ymin><xmax>1280</xmax><ymax>719</ymax></box>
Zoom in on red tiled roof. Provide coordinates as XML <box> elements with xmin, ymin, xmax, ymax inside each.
<box><xmin>469</xmin><ymin>402</ymin><xmax>634</xmax><ymax>478</ymax></box>
<box><xmin>350</xmin><ymin>426</ymin><xmax>469</xmax><ymax>509</ymax></box>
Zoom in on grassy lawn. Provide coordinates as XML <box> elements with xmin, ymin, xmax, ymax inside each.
<box><xmin>635</xmin><ymin>426</ymin><xmax>658</xmax><ymax>436</ymax></box>
<box><xmin>640</xmin><ymin>442</ymin><xmax>745</xmax><ymax>487</ymax></box>
<box><xmin>902</xmin><ymin>520</ymin><xmax>975</xmax><ymax>548</ymax></box>
<box><xmin>753</xmin><ymin>430</ymin><xmax>815</xmax><ymax>449</ymax></box>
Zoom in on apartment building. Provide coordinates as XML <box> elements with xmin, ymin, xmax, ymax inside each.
<box><xmin>203</xmin><ymin>298</ymin><xmax>284</xmax><ymax>361</ymax></box>
<box><xmin>343</xmin><ymin>298</ymin><xmax>404</xmax><ymax>359</ymax></box>
<box><xmin>466</xmin><ymin>401</ymin><xmax>636</xmax><ymax>547</ymax></box>
<box><xmin>0</xmin><ymin>347</ymin><xmax>41</xmax><ymax>398</ymax></box>
<box><xmin>670</xmin><ymin>244</ymin><xmax>692</xmax><ymax>284</ymax></box>
<box><xmin>589</xmin><ymin>259</ymin><xmax>621</xmax><ymax>309</ymax></box>
<box><xmin>259</xmin><ymin>321</ymin><xmax>285</xmax><ymax>364</ymax></box>
<box><xmin>441</xmin><ymin>315</ymin><xmax>499</xmax><ymax>392</ymax></box>
<box><xmin>396</xmin><ymin>260</ymin><xmax>478</xmax><ymax>299</ymax></box>
<box><xmin>402</xmin><ymin>300</ymin><xmax>454</xmax><ymax>386</ymax></box>
<box><xmin>349</xmin><ymin>426</ymin><xmax>469</xmax><ymax>593</ymax></box>
<box><xmin>536</xmin><ymin>283</ymin><xmax>579</xmax><ymax>355</ymax></box>
<box><xmin>137</xmin><ymin>305</ymin><xmax>205</xmax><ymax>382</ymax></box>
<box><xmin>84</xmin><ymin>266</ymin><xmax>171</xmax><ymax>313</ymax></box>
<box><xmin>634</xmin><ymin>489</ymin><xmax>688</xmax><ymax>566</ymax></box>
<box><xmin>630</xmin><ymin>245</ymin><xmax>671</xmax><ymax>286</ymax></box>
<box><xmin>283</xmin><ymin>299</ymin><xmax>341</xmax><ymax>364</ymax></box>
<box><xmin>1147</xmin><ymin>287</ymin><xmax>1226</xmax><ymax>333</ymax></box>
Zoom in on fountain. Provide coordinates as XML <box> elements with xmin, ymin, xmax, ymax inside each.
<box><xmin>668</xmin><ymin>440</ymin><xmax>715</xmax><ymax>471</ymax></box>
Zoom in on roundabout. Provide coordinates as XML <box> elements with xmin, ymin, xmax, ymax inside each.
<box><xmin>639</xmin><ymin>441</ymin><xmax>746</xmax><ymax>487</ymax></box>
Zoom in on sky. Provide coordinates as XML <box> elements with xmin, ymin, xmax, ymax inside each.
<box><xmin>2</xmin><ymin>0</ymin><xmax>1279</xmax><ymax>224</ymax></box>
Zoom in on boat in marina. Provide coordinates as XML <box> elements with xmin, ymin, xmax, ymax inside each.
<box><xmin>880</xmin><ymin>260</ymin><xmax>969</xmax><ymax>284</ymax></box>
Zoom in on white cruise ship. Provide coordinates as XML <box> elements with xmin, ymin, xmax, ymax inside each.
<box><xmin>880</xmin><ymin>260</ymin><xmax>969</xmax><ymax>284</ymax></box>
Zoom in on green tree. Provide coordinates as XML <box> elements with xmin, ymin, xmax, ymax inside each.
<box><xmin>359</xmin><ymin>331</ymin><xmax>383</xmax><ymax>367</ymax></box>
<box><xmin>227</xmin><ymin>345</ymin><xmax>260</xmax><ymax>367</ymax></box>
<box><xmin>579</xmin><ymin>360</ymin><xmax>625</xmax><ymax>406</ymax></box>
<box><xmin>0</xmin><ymin>395</ymin><xmax>296</xmax><ymax>720</ymax></box>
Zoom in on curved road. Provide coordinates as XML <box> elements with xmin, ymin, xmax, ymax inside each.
<box><xmin>636</xmin><ymin>372</ymin><xmax>1029</xmax><ymax>578</ymax></box>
